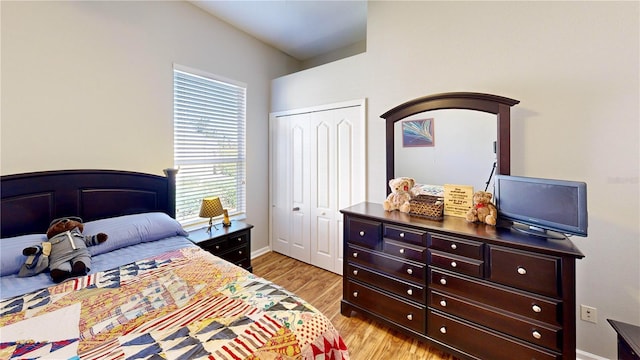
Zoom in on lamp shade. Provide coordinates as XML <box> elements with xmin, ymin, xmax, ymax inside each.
<box><xmin>199</xmin><ymin>197</ymin><xmax>224</xmax><ymax>219</ymax></box>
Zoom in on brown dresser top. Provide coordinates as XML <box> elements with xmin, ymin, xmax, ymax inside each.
<box><xmin>341</xmin><ymin>202</ymin><xmax>584</xmax><ymax>258</ymax></box>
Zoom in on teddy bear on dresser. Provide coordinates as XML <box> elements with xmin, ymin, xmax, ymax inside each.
<box><xmin>465</xmin><ymin>191</ymin><xmax>498</xmax><ymax>226</ymax></box>
<box><xmin>383</xmin><ymin>177</ymin><xmax>415</xmax><ymax>213</ymax></box>
<box><xmin>21</xmin><ymin>217</ymin><xmax>108</xmax><ymax>283</ymax></box>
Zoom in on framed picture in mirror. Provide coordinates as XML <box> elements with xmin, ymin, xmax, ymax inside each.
<box><xmin>402</xmin><ymin>118</ymin><xmax>434</xmax><ymax>147</ymax></box>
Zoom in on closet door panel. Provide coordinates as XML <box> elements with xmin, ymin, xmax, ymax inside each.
<box><xmin>311</xmin><ymin>118</ymin><xmax>336</xmax><ymax>272</ymax></box>
<box><xmin>333</xmin><ymin>106</ymin><xmax>363</xmax><ymax>274</ymax></box>
<box><xmin>290</xmin><ymin>117</ymin><xmax>311</xmax><ymax>263</ymax></box>
<box><xmin>270</xmin><ymin>116</ymin><xmax>291</xmax><ymax>256</ymax></box>
<box><xmin>337</xmin><ymin>118</ymin><xmax>354</xmax><ymax>210</ymax></box>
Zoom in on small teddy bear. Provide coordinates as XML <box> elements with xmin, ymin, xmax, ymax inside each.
<box><xmin>383</xmin><ymin>177</ymin><xmax>415</xmax><ymax>213</ymax></box>
<box><xmin>21</xmin><ymin>217</ymin><xmax>108</xmax><ymax>283</ymax></box>
<box><xmin>465</xmin><ymin>191</ymin><xmax>498</xmax><ymax>226</ymax></box>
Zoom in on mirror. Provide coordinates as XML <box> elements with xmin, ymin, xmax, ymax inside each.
<box><xmin>394</xmin><ymin>109</ymin><xmax>497</xmax><ymax>191</ymax></box>
<box><xmin>382</xmin><ymin>92</ymin><xmax>519</xmax><ymax>194</ymax></box>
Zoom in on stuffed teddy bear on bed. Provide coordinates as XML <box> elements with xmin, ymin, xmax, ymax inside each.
<box><xmin>383</xmin><ymin>177</ymin><xmax>415</xmax><ymax>213</ymax></box>
<box><xmin>21</xmin><ymin>217</ymin><xmax>108</xmax><ymax>283</ymax></box>
<box><xmin>465</xmin><ymin>191</ymin><xmax>498</xmax><ymax>226</ymax></box>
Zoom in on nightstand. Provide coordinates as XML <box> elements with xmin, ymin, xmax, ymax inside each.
<box><xmin>608</xmin><ymin>319</ymin><xmax>640</xmax><ymax>360</ymax></box>
<box><xmin>188</xmin><ymin>221</ymin><xmax>254</xmax><ymax>272</ymax></box>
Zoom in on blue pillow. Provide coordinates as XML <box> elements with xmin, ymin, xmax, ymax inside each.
<box><xmin>84</xmin><ymin>212</ymin><xmax>188</xmax><ymax>256</ymax></box>
<box><xmin>0</xmin><ymin>234</ymin><xmax>48</xmax><ymax>276</ymax></box>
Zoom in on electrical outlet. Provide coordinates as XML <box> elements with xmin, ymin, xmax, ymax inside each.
<box><xmin>580</xmin><ymin>305</ymin><xmax>597</xmax><ymax>323</ymax></box>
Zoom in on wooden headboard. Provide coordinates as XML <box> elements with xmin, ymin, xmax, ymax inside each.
<box><xmin>1</xmin><ymin>169</ymin><xmax>178</xmax><ymax>238</ymax></box>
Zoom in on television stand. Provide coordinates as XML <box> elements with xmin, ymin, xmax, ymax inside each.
<box><xmin>511</xmin><ymin>223</ymin><xmax>568</xmax><ymax>240</ymax></box>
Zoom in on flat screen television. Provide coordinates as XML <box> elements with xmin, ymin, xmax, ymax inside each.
<box><xmin>494</xmin><ymin>175</ymin><xmax>588</xmax><ymax>239</ymax></box>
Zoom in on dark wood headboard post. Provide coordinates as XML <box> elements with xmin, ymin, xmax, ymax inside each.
<box><xmin>164</xmin><ymin>168</ymin><xmax>178</xmax><ymax>218</ymax></box>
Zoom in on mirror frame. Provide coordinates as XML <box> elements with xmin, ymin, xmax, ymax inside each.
<box><xmin>382</xmin><ymin>92</ymin><xmax>519</xmax><ymax>192</ymax></box>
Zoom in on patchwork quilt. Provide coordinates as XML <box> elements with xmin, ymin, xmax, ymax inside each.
<box><xmin>0</xmin><ymin>247</ymin><xmax>349</xmax><ymax>360</ymax></box>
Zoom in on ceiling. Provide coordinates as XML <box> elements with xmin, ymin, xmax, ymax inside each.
<box><xmin>190</xmin><ymin>0</ymin><xmax>368</xmax><ymax>61</ymax></box>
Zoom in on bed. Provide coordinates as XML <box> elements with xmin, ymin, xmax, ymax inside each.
<box><xmin>0</xmin><ymin>169</ymin><xmax>349</xmax><ymax>360</ymax></box>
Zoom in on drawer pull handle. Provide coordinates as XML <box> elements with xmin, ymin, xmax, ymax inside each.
<box><xmin>532</xmin><ymin>331</ymin><xmax>542</xmax><ymax>339</ymax></box>
<box><xmin>406</xmin><ymin>314</ymin><xmax>413</xmax><ymax>321</ymax></box>
<box><xmin>517</xmin><ymin>266</ymin><xmax>527</xmax><ymax>275</ymax></box>
<box><xmin>238</xmin><ymin>250</ymin><xmax>243</xmax><ymax>255</ymax></box>
<box><xmin>450</xmin><ymin>261</ymin><xmax>457</xmax><ymax>268</ymax></box>
<box><xmin>237</xmin><ymin>237</ymin><xmax>242</xmax><ymax>241</ymax></box>
<box><xmin>440</xmin><ymin>278</ymin><xmax>447</xmax><ymax>285</ymax></box>
<box><xmin>353</xmin><ymin>252</ymin><xmax>358</xmax><ymax>258</ymax></box>
<box><xmin>215</xmin><ymin>245</ymin><xmax>220</xmax><ymax>250</ymax></box>
<box><xmin>406</xmin><ymin>268</ymin><xmax>413</xmax><ymax>275</ymax></box>
<box><xmin>532</xmin><ymin>304</ymin><xmax>542</xmax><ymax>313</ymax></box>
<box><xmin>359</xmin><ymin>231</ymin><xmax>365</xmax><ymax>236</ymax></box>
<box><xmin>407</xmin><ymin>289</ymin><xmax>413</xmax><ymax>295</ymax></box>
<box><xmin>440</xmin><ymin>300</ymin><xmax>447</xmax><ymax>307</ymax></box>
<box><xmin>399</xmin><ymin>248</ymin><xmax>405</xmax><ymax>254</ymax></box>
<box><xmin>440</xmin><ymin>326</ymin><xmax>447</xmax><ymax>334</ymax></box>
<box><xmin>450</xmin><ymin>243</ymin><xmax>457</xmax><ymax>250</ymax></box>
<box><xmin>400</xmin><ymin>232</ymin><xmax>405</xmax><ymax>238</ymax></box>
<box><xmin>353</xmin><ymin>270</ymin><xmax>358</xmax><ymax>276</ymax></box>
<box><xmin>353</xmin><ymin>291</ymin><xmax>358</xmax><ymax>298</ymax></box>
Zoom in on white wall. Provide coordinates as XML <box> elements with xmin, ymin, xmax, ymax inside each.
<box><xmin>0</xmin><ymin>1</ymin><xmax>300</xmax><ymax>252</ymax></box>
<box><xmin>271</xmin><ymin>2</ymin><xmax>639</xmax><ymax>358</ymax></box>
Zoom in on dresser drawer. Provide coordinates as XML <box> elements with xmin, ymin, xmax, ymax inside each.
<box><xmin>199</xmin><ymin>237</ymin><xmax>228</xmax><ymax>255</ymax></box>
<box><xmin>220</xmin><ymin>245</ymin><xmax>249</xmax><ymax>264</ymax></box>
<box><xmin>428</xmin><ymin>310</ymin><xmax>561</xmax><ymax>360</ymax></box>
<box><xmin>347</xmin><ymin>244</ymin><xmax>426</xmax><ymax>284</ymax></box>
<box><xmin>430</xmin><ymin>268</ymin><xmax>560</xmax><ymax>326</ymax></box>
<box><xmin>429</xmin><ymin>249</ymin><xmax>484</xmax><ymax>278</ymax></box>
<box><xmin>429</xmin><ymin>290</ymin><xmax>562</xmax><ymax>351</ymax></box>
<box><xmin>227</xmin><ymin>231</ymin><xmax>249</xmax><ymax>247</ymax></box>
<box><xmin>429</xmin><ymin>234</ymin><xmax>484</xmax><ymax>260</ymax></box>
<box><xmin>384</xmin><ymin>239</ymin><xmax>427</xmax><ymax>262</ymax></box>
<box><xmin>348</xmin><ymin>218</ymin><xmax>382</xmax><ymax>249</ymax></box>
<box><xmin>346</xmin><ymin>279</ymin><xmax>425</xmax><ymax>333</ymax></box>
<box><xmin>489</xmin><ymin>246</ymin><xmax>560</xmax><ymax>297</ymax></box>
<box><xmin>347</xmin><ymin>263</ymin><xmax>425</xmax><ymax>303</ymax></box>
<box><xmin>383</xmin><ymin>224</ymin><xmax>427</xmax><ymax>246</ymax></box>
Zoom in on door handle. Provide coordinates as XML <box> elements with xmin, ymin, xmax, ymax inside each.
<box><xmin>292</xmin><ymin>207</ymin><xmax>300</xmax><ymax>211</ymax></box>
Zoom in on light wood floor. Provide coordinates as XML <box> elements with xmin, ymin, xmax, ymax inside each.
<box><xmin>252</xmin><ymin>251</ymin><xmax>458</xmax><ymax>360</ymax></box>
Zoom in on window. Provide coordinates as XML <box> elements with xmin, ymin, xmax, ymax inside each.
<box><xmin>173</xmin><ymin>65</ymin><xmax>246</xmax><ymax>226</ymax></box>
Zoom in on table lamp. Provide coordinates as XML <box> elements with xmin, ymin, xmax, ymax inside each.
<box><xmin>199</xmin><ymin>197</ymin><xmax>224</xmax><ymax>233</ymax></box>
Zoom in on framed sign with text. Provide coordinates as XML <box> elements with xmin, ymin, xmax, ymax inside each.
<box><xmin>443</xmin><ymin>184</ymin><xmax>474</xmax><ymax>217</ymax></box>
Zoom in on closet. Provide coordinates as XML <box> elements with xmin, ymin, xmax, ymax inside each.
<box><xmin>269</xmin><ymin>100</ymin><xmax>366</xmax><ymax>275</ymax></box>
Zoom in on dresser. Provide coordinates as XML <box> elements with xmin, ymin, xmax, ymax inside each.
<box><xmin>608</xmin><ymin>319</ymin><xmax>640</xmax><ymax>360</ymax></box>
<box><xmin>341</xmin><ymin>202</ymin><xmax>584</xmax><ymax>360</ymax></box>
<box><xmin>188</xmin><ymin>221</ymin><xmax>254</xmax><ymax>272</ymax></box>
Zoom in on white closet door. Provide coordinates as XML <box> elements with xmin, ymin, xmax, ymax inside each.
<box><xmin>310</xmin><ymin>106</ymin><xmax>363</xmax><ymax>274</ymax></box>
<box><xmin>310</xmin><ymin>115</ymin><xmax>335</xmax><ymax>273</ymax></box>
<box><xmin>270</xmin><ymin>113</ymin><xmax>311</xmax><ymax>262</ymax></box>
<box><xmin>289</xmin><ymin>114</ymin><xmax>311</xmax><ymax>263</ymax></box>
<box><xmin>269</xmin><ymin>100</ymin><xmax>365</xmax><ymax>275</ymax></box>
<box><xmin>270</xmin><ymin>114</ymin><xmax>291</xmax><ymax>256</ymax></box>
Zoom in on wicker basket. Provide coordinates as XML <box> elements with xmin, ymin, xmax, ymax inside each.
<box><xmin>409</xmin><ymin>195</ymin><xmax>444</xmax><ymax>220</ymax></box>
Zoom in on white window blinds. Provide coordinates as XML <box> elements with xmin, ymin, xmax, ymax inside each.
<box><xmin>173</xmin><ymin>66</ymin><xmax>246</xmax><ymax>225</ymax></box>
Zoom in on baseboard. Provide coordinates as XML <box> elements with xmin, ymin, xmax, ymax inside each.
<box><xmin>577</xmin><ymin>349</ymin><xmax>610</xmax><ymax>360</ymax></box>
<box><xmin>251</xmin><ymin>246</ymin><xmax>271</xmax><ymax>259</ymax></box>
